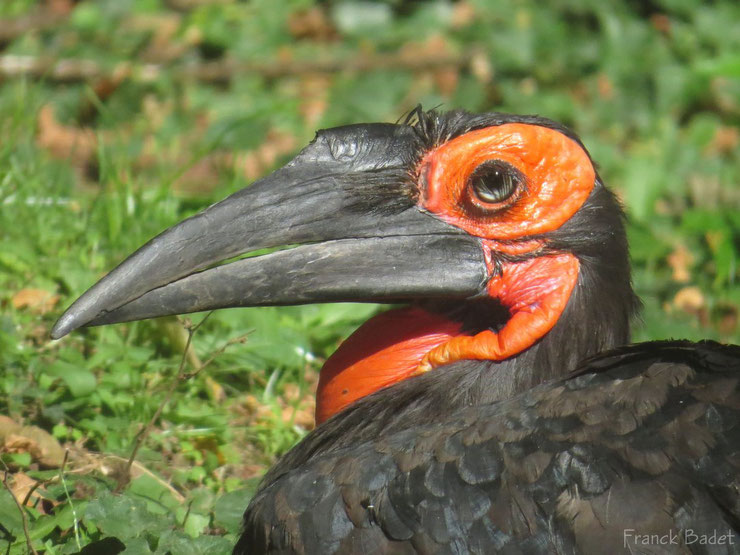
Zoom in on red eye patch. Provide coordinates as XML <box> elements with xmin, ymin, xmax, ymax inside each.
<box><xmin>420</xmin><ymin>123</ymin><xmax>595</xmax><ymax>239</ymax></box>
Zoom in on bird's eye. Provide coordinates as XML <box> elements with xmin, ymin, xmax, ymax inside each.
<box><xmin>467</xmin><ymin>161</ymin><xmax>523</xmax><ymax>205</ymax></box>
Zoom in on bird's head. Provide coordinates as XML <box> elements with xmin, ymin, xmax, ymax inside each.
<box><xmin>52</xmin><ymin>108</ymin><xmax>639</xmax><ymax>424</ymax></box>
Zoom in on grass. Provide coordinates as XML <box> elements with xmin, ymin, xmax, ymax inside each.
<box><xmin>0</xmin><ymin>0</ymin><xmax>738</xmax><ymax>552</ymax></box>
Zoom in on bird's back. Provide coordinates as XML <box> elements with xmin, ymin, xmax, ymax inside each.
<box><xmin>237</xmin><ymin>340</ymin><xmax>740</xmax><ymax>554</ymax></box>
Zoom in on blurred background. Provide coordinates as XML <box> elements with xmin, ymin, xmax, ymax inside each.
<box><xmin>1</xmin><ymin>0</ymin><xmax>738</xmax><ymax>552</ymax></box>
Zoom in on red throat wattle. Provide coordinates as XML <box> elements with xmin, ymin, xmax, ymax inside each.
<box><xmin>315</xmin><ymin>307</ymin><xmax>464</xmax><ymax>424</ymax></box>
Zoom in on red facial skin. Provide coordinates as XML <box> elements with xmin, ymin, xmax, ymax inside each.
<box><xmin>421</xmin><ymin>124</ymin><xmax>594</xmax><ymax>240</ymax></box>
<box><xmin>315</xmin><ymin>123</ymin><xmax>595</xmax><ymax>424</ymax></box>
<box><xmin>316</xmin><ymin>307</ymin><xmax>464</xmax><ymax>425</ymax></box>
<box><xmin>418</xmin><ymin>254</ymin><xmax>580</xmax><ymax>373</ymax></box>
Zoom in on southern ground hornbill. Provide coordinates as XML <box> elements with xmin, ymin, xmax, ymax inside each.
<box><xmin>52</xmin><ymin>108</ymin><xmax>739</xmax><ymax>553</ymax></box>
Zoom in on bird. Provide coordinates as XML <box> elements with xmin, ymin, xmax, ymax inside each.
<box><xmin>52</xmin><ymin>108</ymin><xmax>740</xmax><ymax>554</ymax></box>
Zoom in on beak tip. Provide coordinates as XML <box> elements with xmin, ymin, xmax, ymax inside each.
<box><xmin>51</xmin><ymin>313</ymin><xmax>76</xmax><ymax>339</ymax></box>
<box><xmin>51</xmin><ymin>300</ymin><xmax>96</xmax><ymax>339</ymax></box>
<box><xmin>50</xmin><ymin>324</ymin><xmax>68</xmax><ymax>340</ymax></box>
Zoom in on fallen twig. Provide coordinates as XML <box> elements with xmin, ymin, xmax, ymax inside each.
<box><xmin>104</xmin><ymin>455</ymin><xmax>186</xmax><ymax>503</ymax></box>
<box><xmin>0</xmin><ymin>11</ymin><xmax>68</xmax><ymax>43</ymax></box>
<box><xmin>0</xmin><ymin>50</ymin><xmax>474</xmax><ymax>83</ymax></box>
<box><xmin>0</xmin><ymin>462</ymin><xmax>39</xmax><ymax>555</ymax></box>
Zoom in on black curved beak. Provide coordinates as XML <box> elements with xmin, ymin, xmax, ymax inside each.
<box><xmin>51</xmin><ymin>123</ymin><xmax>488</xmax><ymax>339</ymax></box>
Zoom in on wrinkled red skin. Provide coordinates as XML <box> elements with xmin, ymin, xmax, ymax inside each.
<box><xmin>419</xmin><ymin>254</ymin><xmax>580</xmax><ymax>372</ymax></box>
<box><xmin>316</xmin><ymin>307</ymin><xmax>463</xmax><ymax>425</ymax></box>
<box><xmin>315</xmin><ymin>124</ymin><xmax>594</xmax><ymax>424</ymax></box>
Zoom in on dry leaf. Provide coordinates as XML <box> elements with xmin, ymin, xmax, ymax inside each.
<box><xmin>303</xmin><ymin>367</ymin><xmax>319</xmax><ymax>389</ymax></box>
<box><xmin>5</xmin><ymin>425</ymin><xmax>66</xmax><ymax>467</ymax></box>
<box><xmin>666</xmin><ymin>244</ymin><xmax>693</xmax><ymax>283</ymax></box>
<box><xmin>45</xmin><ymin>0</ymin><xmax>74</xmax><ymax>15</ymax></box>
<box><xmin>470</xmin><ymin>50</ymin><xmax>493</xmax><ymax>84</ymax></box>
<box><xmin>7</xmin><ymin>472</ymin><xmax>42</xmax><ymax>507</ymax></box>
<box><xmin>241</xmin><ymin>394</ymin><xmax>260</xmax><ymax>416</ymax></box>
<box><xmin>299</xmin><ymin>74</ymin><xmax>331</xmax><ymax>128</ymax></box>
<box><xmin>99</xmin><ymin>456</ymin><xmax>130</xmax><ymax>485</ymax></box>
<box><xmin>11</xmin><ymin>288</ymin><xmax>60</xmax><ymax>314</ymax></box>
<box><xmin>650</xmin><ymin>13</ymin><xmax>671</xmax><ymax>35</ymax></box>
<box><xmin>654</xmin><ymin>198</ymin><xmax>671</xmax><ymax>215</ymax></box>
<box><xmin>597</xmin><ymin>74</ymin><xmax>614</xmax><ymax>100</ymax></box>
<box><xmin>0</xmin><ymin>415</ymin><xmax>22</xmax><ymax>440</ymax></box>
<box><xmin>400</xmin><ymin>35</ymin><xmax>458</xmax><ymax>97</ymax></box>
<box><xmin>283</xmin><ymin>383</ymin><xmax>300</xmax><ymax>403</ymax></box>
<box><xmin>292</xmin><ymin>397</ymin><xmax>316</xmax><ymax>431</ymax></box>
<box><xmin>717</xmin><ymin>305</ymin><xmax>738</xmax><ymax>336</ymax></box>
<box><xmin>205</xmin><ymin>375</ymin><xmax>226</xmax><ymax>403</ymax></box>
<box><xmin>671</xmin><ymin>285</ymin><xmax>709</xmax><ymax>327</ymax></box>
<box><xmin>706</xmin><ymin>126</ymin><xmax>739</xmax><ymax>157</ymax></box>
<box><xmin>434</xmin><ymin>67</ymin><xmax>459</xmax><ymax>97</ymax></box>
<box><xmin>236</xmin><ymin>129</ymin><xmax>297</xmax><ymax>182</ymax></box>
<box><xmin>132</xmin><ymin>13</ymin><xmax>186</xmax><ymax>63</ymax></box>
<box><xmin>172</xmin><ymin>153</ymin><xmax>228</xmax><ymax>196</ymax></box>
<box><xmin>193</xmin><ymin>436</ymin><xmax>226</xmax><ymax>465</ymax></box>
<box><xmin>673</xmin><ymin>286</ymin><xmax>705</xmax><ymax>313</ymax></box>
<box><xmin>288</xmin><ymin>7</ymin><xmax>337</xmax><ymax>41</ymax></box>
<box><xmin>236</xmin><ymin>464</ymin><xmax>264</xmax><ymax>480</ymax></box>
<box><xmin>37</xmin><ymin>105</ymin><xmax>97</xmax><ymax>167</ymax></box>
<box><xmin>452</xmin><ymin>2</ymin><xmax>476</xmax><ymax>28</ymax></box>
<box><xmin>236</xmin><ymin>366</ymin><xmax>318</xmax><ymax>431</ymax></box>
<box><xmin>254</xmin><ymin>403</ymin><xmax>276</xmax><ymax>424</ymax></box>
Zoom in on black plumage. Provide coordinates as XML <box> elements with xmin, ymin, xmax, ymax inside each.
<box><xmin>238</xmin><ymin>341</ymin><xmax>740</xmax><ymax>554</ymax></box>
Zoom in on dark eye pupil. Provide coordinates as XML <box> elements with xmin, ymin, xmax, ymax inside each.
<box><xmin>469</xmin><ymin>161</ymin><xmax>520</xmax><ymax>204</ymax></box>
